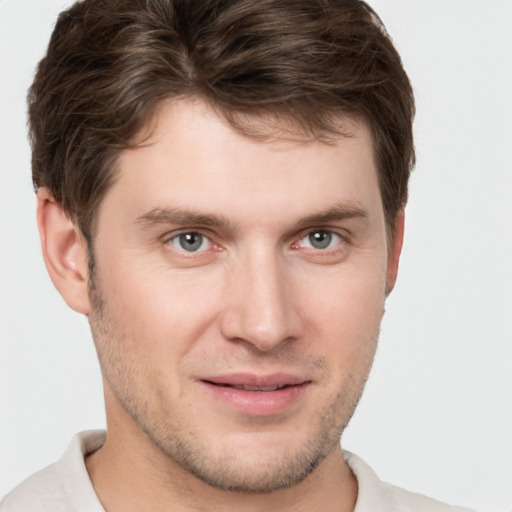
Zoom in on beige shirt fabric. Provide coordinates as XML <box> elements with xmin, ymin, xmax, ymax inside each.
<box><xmin>1</xmin><ymin>430</ymin><xmax>476</xmax><ymax>512</ymax></box>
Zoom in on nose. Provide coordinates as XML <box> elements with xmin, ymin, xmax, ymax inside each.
<box><xmin>220</xmin><ymin>247</ymin><xmax>301</xmax><ymax>352</ymax></box>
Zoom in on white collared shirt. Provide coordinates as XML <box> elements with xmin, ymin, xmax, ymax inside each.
<box><xmin>0</xmin><ymin>431</ymin><xmax>476</xmax><ymax>512</ymax></box>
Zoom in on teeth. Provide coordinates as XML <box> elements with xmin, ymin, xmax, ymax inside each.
<box><xmin>232</xmin><ymin>385</ymin><xmax>281</xmax><ymax>391</ymax></box>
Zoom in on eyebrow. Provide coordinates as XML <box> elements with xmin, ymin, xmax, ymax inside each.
<box><xmin>295</xmin><ymin>203</ymin><xmax>368</xmax><ymax>228</ymax></box>
<box><xmin>134</xmin><ymin>202</ymin><xmax>367</xmax><ymax>230</ymax></box>
<box><xmin>135</xmin><ymin>206</ymin><xmax>233</xmax><ymax>229</ymax></box>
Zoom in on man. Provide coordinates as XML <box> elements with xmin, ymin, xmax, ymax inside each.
<box><xmin>0</xmin><ymin>0</ymin><xmax>478</xmax><ymax>510</ymax></box>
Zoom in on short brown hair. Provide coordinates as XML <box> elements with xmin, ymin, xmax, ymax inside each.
<box><xmin>29</xmin><ymin>0</ymin><xmax>415</xmax><ymax>241</ymax></box>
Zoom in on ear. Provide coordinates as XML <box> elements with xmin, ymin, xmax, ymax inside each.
<box><xmin>37</xmin><ymin>188</ymin><xmax>91</xmax><ymax>315</ymax></box>
<box><xmin>386</xmin><ymin>208</ymin><xmax>405</xmax><ymax>295</ymax></box>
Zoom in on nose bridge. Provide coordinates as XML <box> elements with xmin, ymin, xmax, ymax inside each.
<box><xmin>222</xmin><ymin>242</ymin><xmax>298</xmax><ymax>351</ymax></box>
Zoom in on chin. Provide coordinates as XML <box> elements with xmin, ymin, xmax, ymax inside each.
<box><xmin>172</xmin><ymin>442</ymin><xmax>330</xmax><ymax>494</ymax></box>
<box><xmin>149</xmin><ymin>408</ymin><xmax>346</xmax><ymax>494</ymax></box>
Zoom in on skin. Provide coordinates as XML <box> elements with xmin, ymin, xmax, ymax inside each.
<box><xmin>37</xmin><ymin>99</ymin><xmax>404</xmax><ymax>512</ymax></box>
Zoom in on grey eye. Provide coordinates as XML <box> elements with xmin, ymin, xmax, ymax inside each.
<box><xmin>170</xmin><ymin>232</ymin><xmax>210</xmax><ymax>252</ymax></box>
<box><xmin>302</xmin><ymin>230</ymin><xmax>341</xmax><ymax>250</ymax></box>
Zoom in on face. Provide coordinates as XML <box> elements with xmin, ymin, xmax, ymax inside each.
<box><xmin>87</xmin><ymin>99</ymin><xmax>400</xmax><ymax>493</ymax></box>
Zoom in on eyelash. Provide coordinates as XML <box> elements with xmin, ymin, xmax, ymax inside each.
<box><xmin>165</xmin><ymin>230</ymin><xmax>217</xmax><ymax>255</ymax></box>
<box><xmin>164</xmin><ymin>228</ymin><xmax>346</xmax><ymax>256</ymax></box>
<box><xmin>294</xmin><ymin>230</ymin><xmax>344</xmax><ymax>251</ymax></box>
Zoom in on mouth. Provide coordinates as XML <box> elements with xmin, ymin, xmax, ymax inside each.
<box><xmin>209</xmin><ymin>383</ymin><xmax>292</xmax><ymax>391</ymax></box>
<box><xmin>199</xmin><ymin>373</ymin><xmax>311</xmax><ymax>416</ymax></box>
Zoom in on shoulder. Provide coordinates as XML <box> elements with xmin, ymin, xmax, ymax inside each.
<box><xmin>1</xmin><ymin>462</ymin><xmax>67</xmax><ymax>512</ymax></box>
<box><xmin>344</xmin><ymin>451</ymin><xmax>477</xmax><ymax>512</ymax></box>
<box><xmin>375</xmin><ymin>480</ymin><xmax>476</xmax><ymax>512</ymax></box>
<box><xmin>0</xmin><ymin>431</ymin><xmax>106</xmax><ymax>512</ymax></box>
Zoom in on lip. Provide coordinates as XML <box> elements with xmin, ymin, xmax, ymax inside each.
<box><xmin>198</xmin><ymin>373</ymin><xmax>312</xmax><ymax>416</ymax></box>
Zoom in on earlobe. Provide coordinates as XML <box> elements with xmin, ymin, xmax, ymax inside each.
<box><xmin>386</xmin><ymin>209</ymin><xmax>405</xmax><ymax>295</ymax></box>
<box><xmin>37</xmin><ymin>188</ymin><xmax>91</xmax><ymax>315</ymax></box>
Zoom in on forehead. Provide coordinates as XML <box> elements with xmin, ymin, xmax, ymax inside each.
<box><xmin>102</xmin><ymin>99</ymin><xmax>382</xmax><ymax>231</ymax></box>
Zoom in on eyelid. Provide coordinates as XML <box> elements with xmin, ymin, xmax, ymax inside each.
<box><xmin>163</xmin><ymin>227</ymin><xmax>212</xmax><ymax>242</ymax></box>
<box><xmin>291</xmin><ymin>227</ymin><xmax>348</xmax><ymax>252</ymax></box>
<box><xmin>303</xmin><ymin>231</ymin><xmax>341</xmax><ymax>248</ymax></box>
<box><xmin>173</xmin><ymin>233</ymin><xmax>210</xmax><ymax>252</ymax></box>
<box><xmin>163</xmin><ymin>228</ymin><xmax>217</xmax><ymax>253</ymax></box>
<box><xmin>161</xmin><ymin>226</ymin><xmax>348</xmax><ymax>256</ymax></box>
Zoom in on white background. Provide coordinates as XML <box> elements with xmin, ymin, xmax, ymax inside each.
<box><xmin>1</xmin><ymin>1</ymin><xmax>511</xmax><ymax>510</ymax></box>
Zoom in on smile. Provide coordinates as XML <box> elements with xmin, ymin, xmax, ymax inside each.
<box><xmin>209</xmin><ymin>383</ymin><xmax>291</xmax><ymax>392</ymax></box>
<box><xmin>199</xmin><ymin>373</ymin><xmax>312</xmax><ymax>416</ymax></box>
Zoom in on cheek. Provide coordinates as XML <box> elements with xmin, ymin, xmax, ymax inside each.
<box><xmin>96</xmin><ymin>261</ymin><xmax>224</xmax><ymax>357</ymax></box>
<box><xmin>302</xmin><ymin>263</ymin><xmax>386</xmax><ymax>331</ymax></box>
<box><xmin>299</xmin><ymin>265</ymin><xmax>385</xmax><ymax>366</ymax></box>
